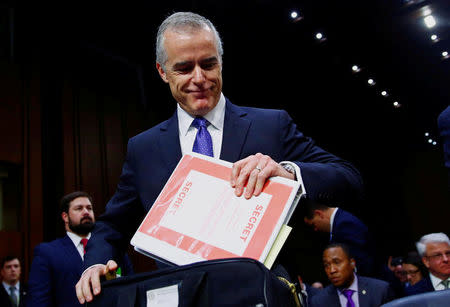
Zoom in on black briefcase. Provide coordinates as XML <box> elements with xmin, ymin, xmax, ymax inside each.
<box><xmin>87</xmin><ymin>257</ymin><xmax>300</xmax><ymax>307</ymax></box>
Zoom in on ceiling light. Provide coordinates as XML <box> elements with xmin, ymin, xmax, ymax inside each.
<box><xmin>393</xmin><ymin>101</ymin><xmax>401</xmax><ymax>108</ymax></box>
<box><xmin>424</xmin><ymin>15</ymin><xmax>436</xmax><ymax>28</ymax></box>
<box><xmin>290</xmin><ymin>11</ymin><xmax>298</xmax><ymax>19</ymax></box>
<box><xmin>433</xmin><ymin>141</ymin><xmax>437</xmax><ymax>145</ymax></box>
<box><xmin>315</xmin><ymin>33</ymin><xmax>323</xmax><ymax>40</ymax></box>
<box><xmin>428</xmin><ymin>139</ymin><xmax>433</xmax><ymax>143</ymax></box>
<box><xmin>431</xmin><ymin>34</ymin><xmax>438</xmax><ymax>41</ymax></box>
<box><xmin>422</xmin><ymin>8</ymin><xmax>432</xmax><ymax>16</ymax></box>
<box><xmin>381</xmin><ymin>91</ymin><xmax>388</xmax><ymax>96</ymax></box>
<box><xmin>351</xmin><ymin>65</ymin><xmax>361</xmax><ymax>73</ymax></box>
<box><xmin>367</xmin><ymin>79</ymin><xmax>375</xmax><ymax>86</ymax></box>
<box><xmin>425</xmin><ymin>132</ymin><xmax>429</xmax><ymax>137</ymax></box>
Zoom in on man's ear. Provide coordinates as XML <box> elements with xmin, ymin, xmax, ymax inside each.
<box><xmin>422</xmin><ymin>257</ymin><xmax>430</xmax><ymax>269</ymax></box>
<box><xmin>314</xmin><ymin>209</ymin><xmax>325</xmax><ymax>219</ymax></box>
<box><xmin>61</xmin><ymin>212</ymin><xmax>68</xmax><ymax>224</ymax></box>
<box><xmin>156</xmin><ymin>62</ymin><xmax>169</xmax><ymax>83</ymax></box>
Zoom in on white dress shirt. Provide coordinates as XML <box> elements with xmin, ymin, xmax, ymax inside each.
<box><xmin>429</xmin><ymin>272</ymin><xmax>450</xmax><ymax>291</ymax></box>
<box><xmin>177</xmin><ymin>93</ymin><xmax>225</xmax><ymax>158</ymax></box>
<box><xmin>329</xmin><ymin>207</ymin><xmax>339</xmax><ymax>241</ymax></box>
<box><xmin>66</xmin><ymin>231</ymin><xmax>91</xmax><ymax>260</ymax></box>
<box><xmin>337</xmin><ymin>274</ymin><xmax>360</xmax><ymax>307</ymax></box>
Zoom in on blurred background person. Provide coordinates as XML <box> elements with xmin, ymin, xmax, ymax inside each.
<box><xmin>402</xmin><ymin>251</ymin><xmax>429</xmax><ymax>296</ymax></box>
<box><xmin>0</xmin><ymin>256</ymin><xmax>26</xmax><ymax>307</ymax></box>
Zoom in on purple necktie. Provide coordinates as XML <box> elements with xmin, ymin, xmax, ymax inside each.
<box><xmin>342</xmin><ymin>289</ymin><xmax>355</xmax><ymax>307</ymax></box>
<box><xmin>192</xmin><ymin>117</ymin><xmax>213</xmax><ymax>157</ymax></box>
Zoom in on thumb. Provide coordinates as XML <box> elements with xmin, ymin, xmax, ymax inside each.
<box><xmin>105</xmin><ymin>260</ymin><xmax>118</xmax><ymax>273</ymax></box>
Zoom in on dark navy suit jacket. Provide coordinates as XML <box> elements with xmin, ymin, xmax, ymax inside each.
<box><xmin>310</xmin><ymin>276</ymin><xmax>395</xmax><ymax>307</ymax></box>
<box><xmin>0</xmin><ymin>283</ymin><xmax>26</xmax><ymax>307</ymax></box>
<box><xmin>331</xmin><ymin>209</ymin><xmax>374</xmax><ymax>276</ymax></box>
<box><xmin>27</xmin><ymin>235</ymin><xmax>133</xmax><ymax>307</ymax></box>
<box><xmin>84</xmin><ymin>99</ymin><xmax>364</xmax><ymax>268</ymax></box>
<box><xmin>403</xmin><ymin>275</ymin><xmax>434</xmax><ymax>296</ymax></box>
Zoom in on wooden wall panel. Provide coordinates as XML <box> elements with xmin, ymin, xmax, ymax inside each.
<box><xmin>102</xmin><ymin>96</ymin><xmax>125</xmax><ymax>202</ymax></box>
<box><xmin>23</xmin><ymin>63</ymin><xmax>43</xmax><ymax>281</ymax></box>
<box><xmin>77</xmin><ymin>87</ymin><xmax>106</xmax><ymax>211</ymax></box>
<box><xmin>0</xmin><ymin>61</ymin><xmax>22</xmax><ymax>164</ymax></box>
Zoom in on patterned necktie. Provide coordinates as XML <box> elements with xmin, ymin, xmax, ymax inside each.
<box><xmin>342</xmin><ymin>289</ymin><xmax>355</xmax><ymax>307</ymax></box>
<box><xmin>442</xmin><ymin>279</ymin><xmax>450</xmax><ymax>289</ymax></box>
<box><xmin>192</xmin><ymin>117</ymin><xmax>213</xmax><ymax>157</ymax></box>
<box><xmin>81</xmin><ymin>238</ymin><xmax>88</xmax><ymax>254</ymax></box>
<box><xmin>9</xmin><ymin>286</ymin><xmax>18</xmax><ymax>307</ymax></box>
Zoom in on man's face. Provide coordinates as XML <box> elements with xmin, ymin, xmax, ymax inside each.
<box><xmin>156</xmin><ymin>27</ymin><xmax>223</xmax><ymax>117</ymax></box>
<box><xmin>403</xmin><ymin>263</ymin><xmax>422</xmax><ymax>286</ymax></box>
<box><xmin>1</xmin><ymin>259</ymin><xmax>21</xmax><ymax>285</ymax></box>
<box><xmin>323</xmin><ymin>247</ymin><xmax>355</xmax><ymax>288</ymax></box>
<box><xmin>62</xmin><ymin>197</ymin><xmax>95</xmax><ymax>236</ymax></box>
<box><xmin>422</xmin><ymin>242</ymin><xmax>450</xmax><ymax>280</ymax></box>
<box><xmin>304</xmin><ymin>211</ymin><xmax>330</xmax><ymax>233</ymax></box>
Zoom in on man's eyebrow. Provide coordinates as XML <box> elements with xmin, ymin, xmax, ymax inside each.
<box><xmin>172</xmin><ymin>61</ymin><xmax>193</xmax><ymax>70</ymax></box>
<box><xmin>201</xmin><ymin>56</ymin><xmax>219</xmax><ymax>63</ymax></box>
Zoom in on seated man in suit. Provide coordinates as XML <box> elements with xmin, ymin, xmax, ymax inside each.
<box><xmin>0</xmin><ymin>256</ymin><xmax>26</xmax><ymax>307</ymax></box>
<box><xmin>303</xmin><ymin>200</ymin><xmax>374</xmax><ymax>276</ymax></box>
<box><xmin>27</xmin><ymin>191</ymin><xmax>133</xmax><ymax>307</ymax></box>
<box><xmin>76</xmin><ymin>11</ymin><xmax>364</xmax><ymax>304</ymax></box>
<box><xmin>311</xmin><ymin>243</ymin><xmax>394</xmax><ymax>307</ymax></box>
<box><xmin>410</xmin><ymin>232</ymin><xmax>450</xmax><ymax>295</ymax></box>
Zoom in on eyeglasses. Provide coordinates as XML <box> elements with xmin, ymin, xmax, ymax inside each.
<box><xmin>404</xmin><ymin>269</ymin><xmax>420</xmax><ymax>276</ymax></box>
<box><xmin>426</xmin><ymin>251</ymin><xmax>450</xmax><ymax>261</ymax></box>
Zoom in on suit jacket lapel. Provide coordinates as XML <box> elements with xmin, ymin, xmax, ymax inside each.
<box><xmin>159</xmin><ymin>112</ymin><xmax>182</xmax><ymax>170</ymax></box>
<box><xmin>327</xmin><ymin>286</ymin><xmax>342</xmax><ymax>307</ymax></box>
<box><xmin>61</xmin><ymin>235</ymin><xmax>83</xmax><ymax>270</ymax></box>
<box><xmin>358</xmin><ymin>276</ymin><xmax>370</xmax><ymax>306</ymax></box>
<box><xmin>220</xmin><ymin>99</ymin><xmax>251</xmax><ymax>162</ymax></box>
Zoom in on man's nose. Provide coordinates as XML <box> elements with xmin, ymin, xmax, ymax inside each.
<box><xmin>443</xmin><ymin>253</ymin><xmax>449</xmax><ymax>262</ymax></box>
<box><xmin>192</xmin><ymin>66</ymin><xmax>206</xmax><ymax>83</ymax></box>
<box><xmin>329</xmin><ymin>264</ymin><xmax>337</xmax><ymax>273</ymax></box>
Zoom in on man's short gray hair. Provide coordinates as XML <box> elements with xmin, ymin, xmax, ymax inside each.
<box><xmin>156</xmin><ymin>12</ymin><xmax>223</xmax><ymax>70</ymax></box>
<box><xmin>416</xmin><ymin>232</ymin><xmax>450</xmax><ymax>257</ymax></box>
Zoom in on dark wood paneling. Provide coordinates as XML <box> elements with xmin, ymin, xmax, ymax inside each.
<box><xmin>23</xmin><ymin>63</ymin><xmax>43</xmax><ymax>281</ymax></box>
<box><xmin>0</xmin><ymin>61</ymin><xmax>22</xmax><ymax>164</ymax></box>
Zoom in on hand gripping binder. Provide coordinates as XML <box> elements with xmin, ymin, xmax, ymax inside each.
<box><xmin>87</xmin><ymin>258</ymin><xmax>301</xmax><ymax>307</ymax></box>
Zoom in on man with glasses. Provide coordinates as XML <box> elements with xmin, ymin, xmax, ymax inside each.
<box><xmin>413</xmin><ymin>232</ymin><xmax>450</xmax><ymax>295</ymax></box>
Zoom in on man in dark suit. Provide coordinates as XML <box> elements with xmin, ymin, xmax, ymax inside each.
<box><xmin>0</xmin><ymin>256</ymin><xmax>26</xmax><ymax>307</ymax></box>
<box><xmin>303</xmin><ymin>201</ymin><xmax>374</xmax><ymax>276</ymax></box>
<box><xmin>27</xmin><ymin>191</ymin><xmax>133</xmax><ymax>307</ymax></box>
<box><xmin>407</xmin><ymin>232</ymin><xmax>450</xmax><ymax>296</ymax></box>
<box><xmin>76</xmin><ymin>12</ymin><xmax>364</xmax><ymax>304</ymax></box>
<box><xmin>311</xmin><ymin>243</ymin><xmax>394</xmax><ymax>307</ymax></box>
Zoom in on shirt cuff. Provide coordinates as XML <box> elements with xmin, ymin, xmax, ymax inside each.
<box><xmin>280</xmin><ymin>161</ymin><xmax>307</xmax><ymax>197</ymax></box>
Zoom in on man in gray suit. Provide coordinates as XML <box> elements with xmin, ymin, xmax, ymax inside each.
<box><xmin>311</xmin><ymin>243</ymin><xmax>394</xmax><ymax>307</ymax></box>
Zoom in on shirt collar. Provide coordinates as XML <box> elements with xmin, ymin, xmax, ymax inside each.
<box><xmin>330</xmin><ymin>207</ymin><xmax>339</xmax><ymax>235</ymax></box>
<box><xmin>339</xmin><ymin>273</ymin><xmax>358</xmax><ymax>292</ymax></box>
<box><xmin>429</xmin><ymin>272</ymin><xmax>449</xmax><ymax>288</ymax></box>
<box><xmin>66</xmin><ymin>231</ymin><xmax>91</xmax><ymax>247</ymax></box>
<box><xmin>2</xmin><ymin>281</ymin><xmax>19</xmax><ymax>291</ymax></box>
<box><xmin>177</xmin><ymin>92</ymin><xmax>226</xmax><ymax>136</ymax></box>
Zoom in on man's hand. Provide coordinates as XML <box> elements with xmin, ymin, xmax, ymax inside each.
<box><xmin>230</xmin><ymin>153</ymin><xmax>295</xmax><ymax>199</ymax></box>
<box><xmin>75</xmin><ymin>260</ymin><xmax>118</xmax><ymax>304</ymax></box>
